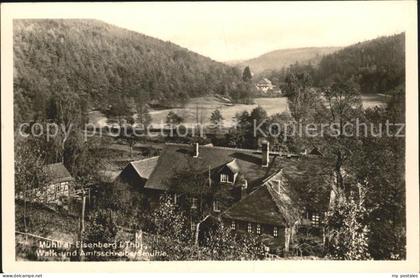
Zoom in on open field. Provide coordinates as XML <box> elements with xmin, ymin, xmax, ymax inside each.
<box><xmin>89</xmin><ymin>96</ymin><xmax>290</xmax><ymax>129</ymax></box>
<box><xmin>148</xmin><ymin>96</ymin><xmax>289</xmax><ymax>128</ymax></box>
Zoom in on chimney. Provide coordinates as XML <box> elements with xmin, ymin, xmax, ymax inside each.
<box><xmin>261</xmin><ymin>141</ymin><xmax>270</xmax><ymax>167</ymax></box>
<box><xmin>193</xmin><ymin>142</ymin><xmax>199</xmax><ymax>158</ymax></box>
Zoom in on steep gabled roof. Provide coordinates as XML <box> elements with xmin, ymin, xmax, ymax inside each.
<box><xmin>221</xmin><ymin>170</ymin><xmax>299</xmax><ymax>227</ymax></box>
<box><xmin>43</xmin><ymin>163</ymin><xmax>74</xmax><ymax>184</ymax></box>
<box><xmin>144</xmin><ymin>144</ymin><xmax>282</xmax><ymax>191</ymax></box>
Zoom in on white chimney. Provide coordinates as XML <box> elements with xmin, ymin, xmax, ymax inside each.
<box><xmin>261</xmin><ymin>141</ymin><xmax>269</xmax><ymax>167</ymax></box>
<box><xmin>193</xmin><ymin>142</ymin><xmax>199</xmax><ymax>158</ymax></box>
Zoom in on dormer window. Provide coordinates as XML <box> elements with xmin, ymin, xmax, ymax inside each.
<box><xmin>220</xmin><ymin>173</ymin><xmax>229</xmax><ymax>183</ymax></box>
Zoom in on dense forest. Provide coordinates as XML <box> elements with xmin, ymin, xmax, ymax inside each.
<box><xmin>13</xmin><ymin>19</ymin><xmax>246</xmax><ymax>124</ymax></box>
<box><xmin>262</xmin><ymin>33</ymin><xmax>405</xmax><ymax>96</ymax></box>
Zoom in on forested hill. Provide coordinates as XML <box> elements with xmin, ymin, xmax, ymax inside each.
<box><xmin>266</xmin><ymin>33</ymin><xmax>405</xmax><ymax>96</ymax></box>
<box><xmin>13</xmin><ymin>19</ymin><xmax>243</xmax><ymax>123</ymax></box>
<box><xmin>315</xmin><ymin>33</ymin><xmax>405</xmax><ymax>94</ymax></box>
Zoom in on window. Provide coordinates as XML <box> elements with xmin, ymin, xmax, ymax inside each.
<box><xmin>311</xmin><ymin>213</ymin><xmax>320</xmax><ymax>227</ymax></box>
<box><xmin>191</xmin><ymin>222</ymin><xmax>196</xmax><ymax>231</ymax></box>
<box><xmin>256</xmin><ymin>224</ymin><xmax>261</xmax><ymax>235</ymax></box>
<box><xmin>220</xmin><ymin>174</ymin><xmax>229</xmax><ymax>183</ymax></box>
<box><xmin>213</xmin><ymin>200</ymin><xmax>220</xmax><ymax>212</ymax></box>
<box><xmin>273</xmin><ymin>227</ymin><xmax>278</xmax><ymax>237</ymax></box>
<box><xmin>247</xmin><ymin>223</ymin><xmax>252</xmax><ymax>233</ymax></box>
<box><xmin>231</xmin><ymin>220</ymin><xmax>236</xmax><ymax>230</ymax></box>
<box><xmin>191</xmin><ymin>197</ymin><xmax>198</xmax><ymax>209</ymax></box>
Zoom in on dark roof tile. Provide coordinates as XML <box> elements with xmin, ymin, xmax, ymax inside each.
<box><xmin>222</xmin><ymin>170</ymin><xmax>299</xmax><ymax>227</ymax></box>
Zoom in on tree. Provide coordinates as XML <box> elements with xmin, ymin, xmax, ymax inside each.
<box><xmin>107</xmin><ymin>96</ymin><xmax>131</xmax><ymax>127</ymax></box>
<box><xmin>242</xmin><ymin>66</ymin><xmax>252</xmax><ymax>82</ymax></box>
<box><xmin>209</xmin><ymin>109</ymin><xmax>224</xmax><ymax>128</ymax></box>
<box><xmin>325</xmin><ymin>183</ymin><xmax>372</xmax><ymax>260</ymax></box>
<box><xmin>45</xmin><ymin>91</ymin><xmax>85</xmax><ymax>163</ymax></box>
<box><xmin>134</xmin><ymin>92</ymin><xmax>152</xmax><ymax>128</ymax></box>
<box><xmin>285</xmin><ymin>72</ymin><xmax>319</xmax><ymax>124</ymax></box>
<box><xmin>322</xmin><ymin>78</ymin><xmax>363</xmax><ymax>206</ymax></box>
<box><xmin>347</xmin><ymin>91</ymin><xmax>406</xmax><ymax>259</ymax></box>
<box><xmin>14</xmin><ymin>136</ymin><xmax>47</xmax><ymax>235</ymax></box>
<box><xmin>230</xmin><ymin>106</ymin><xmax>269</xmax><ymax>149</ymax></box>
<box><xmin>63</xmin><ymin>131</ymin><xmax>104</xmax><ymax>183</ymax></box>
<box><xmin>135</xmin><ymin>104</ymin><xmax>152</xmax><ymax>128</ymax></box>
<box><xmin>146</xmin><ymin>195</ymin><xmax>195</xmax><ymax>260</ymax></box>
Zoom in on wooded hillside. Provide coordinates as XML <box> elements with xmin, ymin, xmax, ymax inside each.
<box><xmin>316</xmin><ymin>33</ymin><xmax>405</xmax><ymax>94</ymax></box>
<box><xmin>263</xmin><ymin>33</ymin><xmax>405</xmax><ymax>96</ymax></box>
<box><xmin>13</xmin><ymin>19</ymin><xmax>243</xmax><ymax>123</ymax></box>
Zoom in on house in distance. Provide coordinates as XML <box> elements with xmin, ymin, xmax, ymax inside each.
<box><xmin>255</xmin><ymin>78</ymin><xmax>275</xmax><ymax>93</ymax></box>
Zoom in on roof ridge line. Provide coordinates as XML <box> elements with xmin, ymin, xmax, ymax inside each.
<box><xmin>262</xmin><ymin>169</ymin><xmax>283</xmax><ymax>183</ymax></box>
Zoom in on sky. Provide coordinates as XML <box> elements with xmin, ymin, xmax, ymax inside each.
<box><xmin>8</xmin><ymin>1</ymin><xmax>416</xmax><ymax>62</ymax></box>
